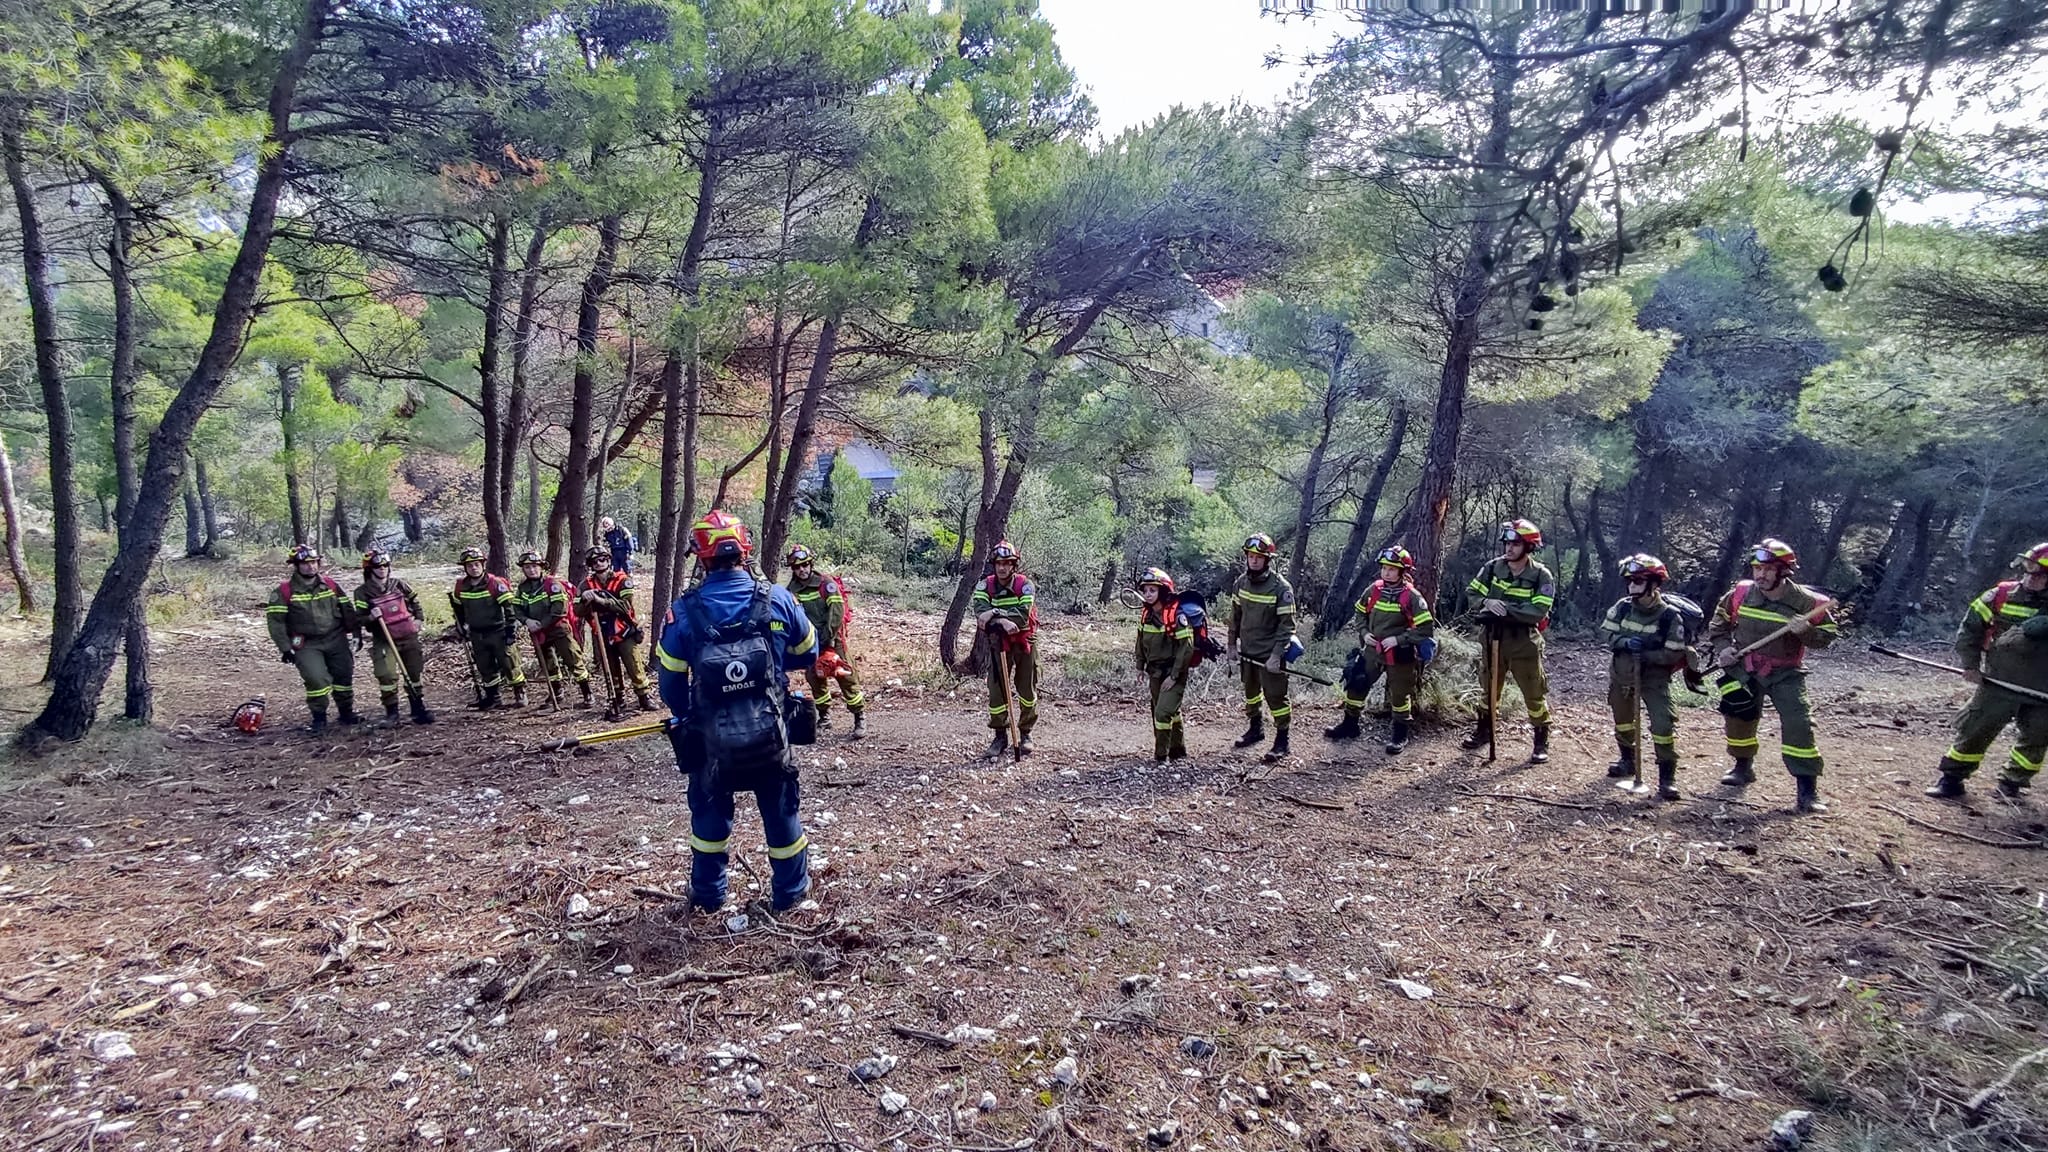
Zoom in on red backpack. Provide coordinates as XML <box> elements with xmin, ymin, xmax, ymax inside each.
<box><xmin>1985</xmin><ymin>581</ymin><xmax>2022</xmax><ymax>650</ymax></box>
<box><xmin>278</xmin><ymin>575</ymin><xmax>344</xmax><ymax>611</ymax></box>
<box><xmin>823</xmin><ymin>574</ymin><xmax>854</xmax><ymax>638</ymax></box>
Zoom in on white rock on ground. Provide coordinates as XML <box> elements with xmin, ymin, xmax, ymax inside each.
<box><xmin>878</xmin><ymin>1090</ymin><xmax>909</xmax><ymax>1115</ymax></box>
<box><xmin>1051</xmin><ymin>1056</ymin><xmax>1079</xmax><ymax>1087</ymax></box>
<box><xmin>88</xmin><ymin>1032</ymin><xmax>137</xmax><ymax>1062</ymax></box>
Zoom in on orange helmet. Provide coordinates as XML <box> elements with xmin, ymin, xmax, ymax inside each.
<box><xmin>1621</xmin><ymin>553</ymin><xmax>1669</xmax><ymax>583</ymax></box>
<box><xmin>1749</xmin><ymin>538</ymin><xmax>1798</xmax><ymax>572</ymax></box>
<box><xmin>1499</xmin><ymin>519</ymin><xmax>1543</xmax><ymax>549</ymax></box>
<box><xmin>691</xmin><ymin>510</ymin><xmax>752</xmax><ymax>563</ymax></box>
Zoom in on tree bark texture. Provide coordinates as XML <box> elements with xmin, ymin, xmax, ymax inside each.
<box><xmin>0</xmin><ymin>427</ymin><xmax>33</xmax><ymax>613</ymax></box>
<box><xmin>555</xmin><ymin>213</ymin><xmax>622</xmax><ymax>581</ymax></box>
<box><xmin>20</xmin><ymin>0</ymin><xmax>329</xmax><ymax>746</ymax></box>
<box><xmin>478</xmin><ymin>214</ymin><xmax>511</xmax><ymax>575</ymax></box>
<box><xmin>1316</xmin><ymin>398</ymin><xmax>1408</xmax><ymax>636</ymax></box>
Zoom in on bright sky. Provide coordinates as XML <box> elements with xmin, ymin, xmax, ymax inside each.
<box><xmin>1032</xmin><ymin>0</ymin><xmax>1337</xmax><ymax>136</ymax></box>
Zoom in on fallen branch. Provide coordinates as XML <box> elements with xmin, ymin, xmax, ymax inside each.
<box><xmin>1802</xmin><ymin>898</ymin><xmax>1888</xmax><ymax>925</ymax></box>
<box><xmin>500</xmin><ymin>954</ymin><xmax>551</xmax><ymax>1005</ymax></box>
<box><xmin>629</xmin><ymin>885</ymin><xmax>690</xmax><ymax>903</ymax></box>
<box><xmin>888</xmin><ymin>1021</ymin><xmax>957</xmax><ymax>1049</ymax></box>
<box><xmin>642</xmin><ymin>967</ymin><xmax>759</xmax><ymax>990</ymax></box>
<box><xmin>1965</xmin><ymin>1045</ymin><xmax>2048</xmax><ymax>1118</ymax></box>
<box><xmin>1874</xmin><ymin>804</ymin><xmax>2041</xmax><ymax>850</ymax></box>
<box><xmin>1456</xmin><ymin>789</ymin><xmax>1596</xmax><ymax>811</ymax></box>
<box><xmin>1268</xmin><ymin>789</ymin><xmax>1346</xmax><ymax>811</ymax></box>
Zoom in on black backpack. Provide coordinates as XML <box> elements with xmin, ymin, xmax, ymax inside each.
<box><xmin>1661</xmin><ymin>592</ymin><xmax>1709</xmax><ymax>693</ymax></box>
<box><xmin>681</xmin><ymin>581</ymin><xmax>789</xmax><ymax>781</ymax></box>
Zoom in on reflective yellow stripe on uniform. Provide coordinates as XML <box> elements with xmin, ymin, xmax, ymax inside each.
<box><xmin>767</xmin><ymin>836</ymin><xmax>808</xmax><ymax>860</ymax></box>
<box><xmin>658</xmin><ymin>644</ymin><xmax>690</xmax><ymax>672</ymax></box>
<box><xmin>1238</xmin><ymin>591</ymin><xmax>1277</xmax><ymax>604</ymax></box>
<box><xmin>1782</xmin><ymin>743</ymin><xmax>1820</xmax><ymax>758</ymax></box>
<box><xmin>690</xmin><ymin>835</ymin><xmax>729</xmax><ymax>854</ymax></box>
<box><xmin>2011</xmin><ymin>749</ymin><xmax>2042</xmax><ymax>774</ymax></box>
<box><xmin>1945</xmin><ymin>747</ymin><xmax>1986</xmax><ymax>763</ymax></box>
<box><xmin>1727</xmin><ymin>736</ymin><xmax>1760</xmax><ymax>749</ymax></box>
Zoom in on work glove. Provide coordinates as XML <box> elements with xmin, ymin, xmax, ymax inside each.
<box><xmin>1226</xmin><ymin>639</ymin><xmax>1240</xmax><ymax>665</ymax></box>
<box><xmin>351</xmin><ymin>633</ymin><xmax>364</xmax><ymax>653</ymax></box>
<box><xmin>1717</xmin><ymin>648</ymin><xmax>1740</xmax><ymax>670</ymax></box>
<box><xmin>975</xmin><ymin>609</ymin><xmax>997</xmax><ymax>629</ymax></box>
<box><xmin>1482</xmin><ymin>599</ymin><xmax>1508</xmax><ymax>617</ymax></box>
<box><xmin>1619</xmin><ymin>636</ymin><xmax>1647</xmax><ymax>654</ymax></box>
<box><xmin>1787</xmin><ymin>615</ymin><xmax>1815</xmax><ymax>637</ymax></box>
<box><xmin>279</xmin><ymin>651</ymin><xmax>294</xmax><ymax>664</ymax></box>
<box><xmin>993</xmin><ymin>617</ymin><xmax>1018</xmax><ymax>636</ymax></box>
<box><xmin>1264</xmin><ymin>649</ymin><xmax>1285</xmax><ymax>673</ymax></box>
<box><xmin>502</xmin><ymin>622</ymin><xmax>518</xmax><ymax>644</ymax></box>
<box><xmin>2022</xmin><ymin>615</ymin><xmax>2048</xmax><ymax>640</ymax></box>
<box><xmin>1376</xmin><ymin>635</ymin><xmax>1400</xmax><ymax>656</ymax></box>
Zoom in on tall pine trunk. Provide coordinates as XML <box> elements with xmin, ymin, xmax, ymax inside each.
<box><xmin>478</xmin><ymin>215</ymin><xmax>511</xmax><ymax>574</ymax></box>
<box><xmin>652</xmin><ymin>131</ymin><xmax>721</xmax><ymax>621</ymax></box>
<box><xmin>760</xmin><ymin>195</ymin><xmax>880</xmax><ymax>578</ymax></box>
<box><xmin>5</xmin><ymin>121</ymin><xmax>82</xmax><ymax>680</ymax></box>
<box><xmin>1316</xmin><ymin>398</ymin><xmax>1409</xmax><ymax>636</ymax></box>
<box><xmin>94</xmin><ymin>169</ymin><xmax>151</xmax><ymax>722</ymax></box>
<box><xmin>19</xmin><ymin>0</ymin><xmax>329</xmax><ymax>747</ymax></box>
<box><xmin>0</xmin><ymin>428</ymin><xmax>32</xmax><ymax>613</ymax></box>
<box><xmin>278</xmin><ymin>362</ymin><xmax>306</xmax><ymax>543</ymax></box>
<box><xmin>553</xmin><ymin>214</ymin><xmax>621</xmax><ymax>580</ymax></box>
<box><xmin>503</xmin><ymin>221</ymin><xmax>547</xmax><ymax>561</ymax></box>
<box><xmin>182</xmin><ymin>456</ymin><xmax>205</xmax><ymax>557</ymax></box>
<box><xmin>1286</xmin><ymin>352</ymin><xmax>1348</xmax><ymax>594</ymax></box>
<box><xmin>195</xmin><ymin>456</ymin><xmax>219</xmax><ymax>552</ymax></box>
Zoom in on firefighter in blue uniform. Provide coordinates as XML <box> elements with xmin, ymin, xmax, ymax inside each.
<box><xmin>656</xmin><ymin>510</ymin><xmax>819</xmax><ymax>915</ymax></box>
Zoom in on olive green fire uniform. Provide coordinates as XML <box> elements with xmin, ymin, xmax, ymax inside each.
<box><xmin>1707</xmin><ymin>578</ymin><xmax>1838</xmax><ymax>776</ymax></box>
<box><xmin>579</xmin><ymin>570</ymin><xmax>654</xmax><ymax>714</ymax></box>
<box><xmin>1466</xmin><ymin>556</ymin><xmax>1556</xmax><ymax>730</ymax></box>
<box><xmin>1339</xmin><ymin>578</ymin><xmax>1435</xmax><ymax>723</ymax></box>
<box><xmin>1941</xmin><ymin>580</ymin><xmax>2048</xmax><ymax>787</ymax></box>
<box><xmin>974</xmin><ymin>572</ymin><xmax>1038</xmax><ymax>735</ymax></box>
<box><xmin>1136</xmin><ymin>600</ymin><xmax>1194</xmax><ymax>760</ymax></box>
<box><xmin>452</xmin><ymin>572</ymin><xmax>525</xmax><ymax>699</ymax></box>
<box><xmin>515</xmin><ymin>572</ymin><xmax>589</xmax><ymax>697</ymax></box>
<box><xmin>352</xmin><ymin>575</ymin><xmax>426</xmax><ymax>709</ymax></box>
<box><xmin>1599</xmin><ymin>592</ymin><xmax>1691</xmax><ymax>772</ymax></box>
<box><xmin>1229</xmin><ymin>569</ymin><xmax>1297</xmax><ymax>732</ymax></box>
<box><xmin>267</xmin><ymin>572</ymin><xmax>358</xmax><ymax>720</ymax></box>
<box><xmin>788</xmin><ymin>569</ymin><xmax>865</xmax><ymax>721</ymax></box>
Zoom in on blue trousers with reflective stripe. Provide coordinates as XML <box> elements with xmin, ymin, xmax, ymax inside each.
<box><xmin>672</xmin><ymin>729</ymin><xmax>809</xmax><ymax>911</ymax></box>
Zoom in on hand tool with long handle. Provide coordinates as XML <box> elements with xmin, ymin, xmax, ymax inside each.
<box><xmin>530</xmin><ymin>630</ymin><xmax>562</xmax><ymax>710</ymax></box>
<box><xmin>1870</xmin><ymin>643</ymin><xmax>2048</xmax><ymax>704</ymax></box>
<box><xmin>537</xmin><ymin>716</ymin><xmax>677</xmax><ymax>753</ymax></box>
<box><xmin>1616</xmin><ymin>652</ymin><xmax>1649</xmax><ymax>794</ymax></box>
<box><xmin>1485</xmin><ymin>633</ymin><xmax>1501</xmax><ymax>763</ymax></box>
<box><xmin>447</xmin><ymin>592</ymin><xmax>485</xmax><ymax>707</ymax></box>
<box><xmin>1238</xmin><ymin>655</ymin><xmax>1336</xmax><ymax>687</ymax></box>
<box><xmin>996</xmin><ymin>642</ymin><xmax>1022</xmax><ymax>763</ymax></box>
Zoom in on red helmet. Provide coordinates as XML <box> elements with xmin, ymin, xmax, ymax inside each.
<box><xmin>989</xmin><ymin>540</ymin><xmax>1021</xmax><ymax>563</ymax></box>
<box><xmin>1749</xmin><ymin>538</ymin><xmax>1798</xmax><ymax>571</ymax></box>
<box><xmin>691</xmin><ymin>510</ymin><xmax>752</xmax><ymax>563</ymax></box>
<box><xmin>2017</xmin><ymin>543</ymin><xmax>2048</xmax><ymax>573</ymax></box>
<box><xmin>1621</xmin><ymin>553</ymin><xmax>1669</xmax><ymax>583</ymax></box>
<box><xmin>1242</xmin><ymin>533</ymin><xmax>1278</xmax><ymax>559</ymax></box>
<box><xmin>1375</xmin><ymin>545</ymin><xmax>1414</xmax><ymax>572</ymax></box>
<box><xmin>1137</xmin><ymin>566</ymin><xmax>1175</xmax><ymax>594</ymax></box>
<box><xmin>1499</xmin><ymin>519</ymin><xmax>1543</xmax><ymax>549</ymax></box>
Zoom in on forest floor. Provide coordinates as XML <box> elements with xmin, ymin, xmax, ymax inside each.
<box><xmin>0</xmin><ymin>558</ymin><xmax>2043</xmax><ymax>1152</ymax></box>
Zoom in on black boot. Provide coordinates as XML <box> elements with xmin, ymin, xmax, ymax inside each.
<box><xmin>475</xmin><ymin>687</ymin><xmax>501</xmax><ymax>711</ymax></box>
<box><xmin>309</xmin><ymin>709</ymin><xmax>328</xmax><ymax>735</ymax></box>
<box><xmin>635</xmin><ymin>687</ymin><xmax>656</xmax><ymax>713</ymax></box>
<box><xmin>985</xmin><ymin>730</ymin><xmax>1009</xmax><ymax>758</ymax></box>
<box><xmin>336</xmin><ymin>698</ymin><xmax>359</xmax><ymax>726</ymax></box>
<box><xmin>850</xmin><ymin>711</ymin><xmax>866</xmax><ymax>739</ymax></box>
<box><xmin>1262</xmin><ymin>730</ymin><xmax>1291</xmax><ymax>763</ymax></box>
<box><xmin>1384</xmin><ymin>719</ymin><xmax>1409</xmax><ymax>755</ymax></box>
<box><xmin>512</xmin><ymin>684</ymin><xmax>528</xmax><ymax>708</ymax></box>
<box><xmin>1719</xmin><ymin>758</ymin><xmax>1755</xmax><ymax>787</ymax></box>
<box><xmin>1997</xmin><ymin>778</ymin><xmax>2028</xmax><ymax>799</ymax></box>
<box><xmin>410</xmin><ymin>693</ymin><xmax>434</xmax><ymax>725</ymax></box>
<box><xmin>1233</xmin><ymin>719</ymin><xmax>1266</xmax><ymax>748</ymax></box>
<box><xmin>817</xmin><ymin>709</ymin><xmax>834</xmax><ymax>730</ymax></box>
<box><xmin>1460</xmin><ymin>717</ymin><xmax>1493</xmax><ymax>751</ymax></box>
<box><xmin>1017</xmin><ymin>732</ymin><xmax>1035</xmax><ymax>757</ymax></box>
<box><xmin>1655</xmin><ymin>761</ymin><xmax>1681</xmax><ymax>802</ymax></box>
<box><xmin>383</xmin><ymin>699</ymin><xmax>401</xmax><ymax>725</ymax></box>
<box><xmin>1530</xmin><ymin>724</ymin><xmax>1550</xmax><ymax>764</ymax></box>
<box><xmin>1924</xmin><ymin>772</ymin><xmax>1968</xmax><ymax>799</ymax></box>
<box><xmin>578</xmin><ymin>680</ymin><xmax>594</xmax><ymax>708</ymax></box>
<box><xmin>1607</xmin><ymin>747</ymin><xmax>1637</xmax><ymax>779</ymax></box>
<box><xmin>1324</xmin><ymin>711</ymin><xmax>1362</xmax><ymax>741</ymax></box>
<box><xmin>1794</xmin><ymin>774</ymin><xmax>1828</xmax><ymax>814</ymax></box>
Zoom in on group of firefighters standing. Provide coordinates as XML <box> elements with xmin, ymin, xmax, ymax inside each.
<box><xmin>264</xmin><ymin>514</ymin><xmax>2048</xmax><ymax>815</ymax></box>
